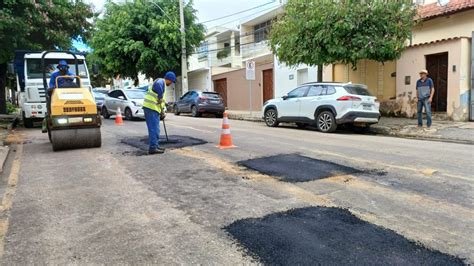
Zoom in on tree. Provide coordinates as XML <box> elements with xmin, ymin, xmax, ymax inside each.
<box><xmin>269</xmin><ymin>0</ymin><xmax>417</xmax><ymax>71</ymax></box>
<box><xmin>89</xmin><ymin>0</ymin><xmax>205</xmax><ymax>83</ymax></box>
<box><xmin>0</xmin><ymin>0</ymin><xmax>93</xmax><ymax>114</ymax></box>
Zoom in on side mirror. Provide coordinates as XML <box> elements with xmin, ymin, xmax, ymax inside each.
<box><xmin>282</xmin><ymin>95</ymin><xmax>289</xmax><ymax>100</ymax></box>
<box><xmin>118</xmin><ymin>96</ymin><xmax>125</xmax><ymax>100</ymax></box>
<box><xmin>92</xmin><ymin>64</ymin><xmax>99</xmax><ymax>75</ymax></box>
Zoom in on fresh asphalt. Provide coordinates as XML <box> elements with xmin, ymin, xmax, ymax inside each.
<box><xmin>0</xmin><ymin>114</ymin><xmax>472</xmax><ymax>264</ymax></box>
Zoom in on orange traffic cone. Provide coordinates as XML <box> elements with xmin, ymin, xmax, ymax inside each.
<box><xmin>115</xmin><ymin>107</ymin><xmax>124</xmax><ymax>125</ymax></box>
<box><xmin>217</xmin><ymin>112</ymin><xmax>236</xmax><ymax>149</ymax></box>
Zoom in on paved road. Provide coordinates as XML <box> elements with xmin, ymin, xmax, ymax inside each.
<box><xmin>0</xmin><ymin>114</ymin><xmax>472</xmax><ymax>264</ymax></box>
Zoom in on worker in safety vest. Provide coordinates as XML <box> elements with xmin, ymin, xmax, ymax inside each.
<box><xmin>143</xmin><ymin>71</ymin><xmax>176</xmax><ymax>154</ymax></box>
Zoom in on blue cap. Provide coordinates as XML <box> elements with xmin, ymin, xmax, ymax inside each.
<box><xmin>164</xmin><ymin>71</ymin><xmax>177</xmax><ymax>83</ymax></box>
<box><xmin>58</xmin><ymin>60</ymin><xmax>68</xmax><ymax>68</ymax></box>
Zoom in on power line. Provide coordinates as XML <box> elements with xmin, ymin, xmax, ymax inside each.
<box><xmin>217</xmin><ymin>5</ymin><xmax>280</xmax><ymax>28</ymax></box>
<box><xmin>200</xmin><ymin>1</ymin><xmax>276</xmax><ymax>24</ymax></box>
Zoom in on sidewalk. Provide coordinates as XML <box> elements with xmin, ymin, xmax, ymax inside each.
<box><xmin>227</xmin><ymin>110</ymin><xmax>474</xmax><ymax>144</ymax></box>
<box><xmin>0</xmin><ymin>114</ymin><xmax>17</xmax><ymax>174</ymax></box>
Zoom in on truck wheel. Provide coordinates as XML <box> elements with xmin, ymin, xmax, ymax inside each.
<box><xmin>22</xmin><ymin>112</ymin><xmax>34</xmax><ymax>128</ymax></box>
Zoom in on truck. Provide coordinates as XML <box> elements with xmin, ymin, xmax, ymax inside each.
<box><xmin>14</xmin><ymin>50</ymin><xmax>92</xmax><ymax>128</ymax></box>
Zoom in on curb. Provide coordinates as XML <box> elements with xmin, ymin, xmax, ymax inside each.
<box><xmin>370</xmin><ymin>126</ymin><xmax>474</xmax><ymax>145</ymax></box>
<box><xmin>0</xmin><ymin>146</ymin><xmax>10</xmax><ymax>175</ymax></box>
<box><xmin>227</xmin><ymin>114</ymin><xmax>264</xmax><ymax>123</ymax></box>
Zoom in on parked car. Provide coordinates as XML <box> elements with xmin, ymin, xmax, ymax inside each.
<box><xmin>173</xmin><ymin>90</ymin><xmax>225</xmax><ymax>118</ymax></box>
<box><xmin>263</xmin><ymin>82</ymin><xmax>380</xmax><ymax>133</ymax></box>
<box><xmin>101</xmin><ymin>89</ymin><xmax>147</xmax><ymax>120</ymax></box>
<box><xmin>92</xmin><ymin>89</ymin><xmax>108</xmax><ymax>111</ymax></box>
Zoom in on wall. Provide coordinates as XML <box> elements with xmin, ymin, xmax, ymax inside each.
<box><xmin>332</xmin><ymin>60</ymin><xmax>397</xmax><ymax>100</ymax></box>
<box><xmin>274</xmin><ymin>56</ymin><xmax>319</xmax><ymax>97</ymax></box>
<box><xmin>396</xmin><ymin>38</ymin><xmax>469</xmax><ymax>120</ymax></box>
<box><xmin>188</xmin><ymin>71</ymin><xmax>209</xmax><ymax>91</ymax></box>
<box><xmin>212</xmin><ymin>62</ymin><xmax>274</xmax><ymax>111</ymax></box>
<box><xmin>412</xmin><ymin>10</ymin><xmax>474</xmax><ymax>46</ymax></box>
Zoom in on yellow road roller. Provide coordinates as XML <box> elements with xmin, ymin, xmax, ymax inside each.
<box><xmin>42</xmin><ymin>51</ymin><xmax>102</xmax><ymax>151</ymax></box>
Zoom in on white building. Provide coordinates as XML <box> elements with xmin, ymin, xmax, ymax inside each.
<box><xmin>187</xmin><ymin>26</ymin><xmax>242</xmax><ymax>92</ymax></box>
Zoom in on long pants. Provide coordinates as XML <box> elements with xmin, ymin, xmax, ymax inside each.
<box><xmin>144</xmin><ymin>107</ymin><xmax>161</xmax><ymax>151</ymax></box>
<box><xmin>417</xmin><ymin>98</ymin><xmax>432</xmax><ymax>127</ymax></box>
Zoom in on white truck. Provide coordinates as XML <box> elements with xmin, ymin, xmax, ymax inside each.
<box><xmin>14</xmin><ymin>51</ymin><xmax>92</xmax><ymax>127</ymax></box>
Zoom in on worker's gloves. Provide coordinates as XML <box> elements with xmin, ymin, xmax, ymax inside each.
<box><xmin>160</xmin><ymin>112</ymin><xmax>166</xmax><ymax>120</ymax></box>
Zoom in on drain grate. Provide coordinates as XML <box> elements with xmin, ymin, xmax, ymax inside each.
<box><xmin>225</xmin><ymin>207</ymin><xmax>464</xmax><ymax>265</ymax></box>
<box><xmin>121</xmin><ymin>135</ymin><xmax>207</xmax><ymax>155</ymax></box>
<box><xmin>238</xmin><ymin>154</ymin><xmax>360</xmax><ymax>182</ymax></box>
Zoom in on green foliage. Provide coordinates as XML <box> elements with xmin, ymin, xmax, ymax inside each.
<box><xmin>0</xmin><ymin>0</ymin><xmax>94</xmax><ymax>64</ymax></box>
<box><xmin>217</xmin><ymin>46</ymin><xmax>231</xmax><ymax>60</ymax></box>
<box><xmin>90</xmin><ymin>0</ymin><xmax>205</xmax><ymax>80</ymax></box>
<box><xmin>269</xmin><ymin>0</ymin><xmax>417</xmax><ymax>69</ymax></box>
<box><xmin>6</xmin><ymin>102</ymin><xmax>16</xmax><ymax>114</ymax></box>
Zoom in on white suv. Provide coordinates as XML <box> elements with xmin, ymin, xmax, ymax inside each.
<box><xmin>263</xmin><ymin>82</ymin><xmax>380</xmax><ymax>133</ymax></box>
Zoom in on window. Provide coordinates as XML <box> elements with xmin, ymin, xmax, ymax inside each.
<box><xmin>288</xmin><ymin>86</ymin><xmax>308</xmax><ymax>98</ymax></box>
<box><xmin>326</xmin><ymin>86</ymin><xmax>336</xmax><ymax>95</ymax></box>
<box><xmin>109</xmin><ymin>90</ymin><xmax>121</xmax><ymax>98</ymax></box>
<box><xmin>307</xmin><ymin>85</ymin><xmax>325</xmax><ymax>97</ymax></box>
<box><xmin>198</xmin><ymin>41</ymin><xmax>208</xmax><ymax>60</ymax></box>
<box><xmin>254</xmin><ymin>20</ymin><xmax>272</xmax><ymax>43</ymax></box>
<box><xmin>344</xmin><ymin>85</ymin><xmax>372</xmax><ymax>96</ymax></box>
<box><xmin>26</xmin><ymin>59</ymin><xmax>88</xmax><ymax>79</ymax></box>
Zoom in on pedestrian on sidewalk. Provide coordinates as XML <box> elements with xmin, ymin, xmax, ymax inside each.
<box><xmin>143</xmin><ymin>71</ymin><xmax>176</xmax><ymax>155</ymax></box>
<box><xmin>416</xmin><ymin>69</ymin><xmax>435</xmax><ymax>128</ymax></box>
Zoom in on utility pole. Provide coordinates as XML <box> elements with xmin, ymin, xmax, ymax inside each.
<box><xmin>179</xmin><ymin>0</ymin><xmax>188</xmax><ymax>94</ymax></box>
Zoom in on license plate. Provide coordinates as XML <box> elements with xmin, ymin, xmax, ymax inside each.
<box><xmin>210</xmin><ymin>100</ymin><xmax>220</xmax><ymax>104</ymax></box>
<box><xmin>68</xmin><ymin>117</ymin><xmax>83</xmax><ymax>123</ymax></box>
<box><xmin>363</xmin><ymin>104</ymin><xmax>372</xmax><ymax>110</ymax></box>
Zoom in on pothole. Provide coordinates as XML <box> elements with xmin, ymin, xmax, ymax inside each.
<box><xmin>121</xmin><ymin>135</ymin><xmax>207</xmax><ymax>156</ymax></box>
<box><xmin>225</xmin><ymin>207</ymin><xmax>464</xmax><ymax>265</ymax></box>
<box><xmin>238</xmin><ymin>154</ymin><xmax>361</xmax><ymax>183</ymax></box>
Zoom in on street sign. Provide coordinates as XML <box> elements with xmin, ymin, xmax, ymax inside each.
<box><xmin>246</xmin><ymin>61</ymin><xmax>255</xmax><ymax>80</ymax></box>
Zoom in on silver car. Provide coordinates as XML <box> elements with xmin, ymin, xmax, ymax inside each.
<box><xmin>101</xmin><ymin>89</ymin><xmax>146</xmax><ymax>120</ymax></box>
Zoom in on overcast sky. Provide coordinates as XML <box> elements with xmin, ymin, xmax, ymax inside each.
<box><xmin>85</xmin><ymin>0</ymin><xmax>280</xmax><ymax>29</ymax></box>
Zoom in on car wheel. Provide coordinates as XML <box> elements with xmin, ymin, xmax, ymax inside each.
<box><xmin>296</xmin><ymin>123</ymin><xmax>307</xmax><ymax>129</ymax></box>
<box><xmin>191</xmin><ymin>105</ymin><xmax>201</xmax><ymax>117</ymax></box>
<box><xmin>317</xmin><ymin>111</ymin><xmax>337</xmax><ymax>133</ymax></box>
<box><xmin>174</xmin><ymin>105</ymin><xmax>180</xmax><ymax>115</ymax></box>
<box><xmin>125</xmin><ymin>108</ymin><xmax>133</xmax><ymax>120</ymax></box>
<box><xmin>101</xmin><ymin>106</ymin><xmax>110</xmax><ymax>119</ymax></box>
<box><xmin>264</xmin><ymin>108</ymin><xmax>279</xmax><ymax>127</ymax></box>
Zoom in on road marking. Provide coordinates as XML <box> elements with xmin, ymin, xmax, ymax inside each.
<box><xmin>0</xmin><ymin>142</ymin><xmax>23</xmax><ymax>259</ymax></box>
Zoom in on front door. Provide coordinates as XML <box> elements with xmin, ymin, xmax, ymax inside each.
<box><xmin>213</xmin><ymin>78</ymin><xmax>227</xmax><ymax>107</ymax></box>
<box><xmin>426</xmin><ymin>52</ymin><xmax>448</xmax><ymax>112</ymax></box>
<box><xmin>262</xmin><ymin>69</ymin><xmax>274</xmax><ymax>103</ymax></box>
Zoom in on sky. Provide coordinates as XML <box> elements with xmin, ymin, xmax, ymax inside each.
<box><xmin>76</xmin><ymin>0</ymin><xmax>280</xmax><ymax>51</ymax></box>
<box><xmin>85</xmin><ymin>0</ymin><xmax>280</xmax><ymax>28</ymax></box>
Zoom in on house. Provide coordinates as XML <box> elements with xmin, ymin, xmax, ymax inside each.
<box><xmin>187</xmin><ymin>26</ymin><xmax>242</xmax><ymax>99</ymax></box>
<box><xmin>396</xmin><ymin>0</ymin><xmax>473</xmax><ymax>121</ymax></box>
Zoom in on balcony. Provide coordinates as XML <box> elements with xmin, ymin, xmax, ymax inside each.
<box><xmin>241</xmin><ymin>40</ymin><xmax>271</xmax><ymax>60</ymax></box>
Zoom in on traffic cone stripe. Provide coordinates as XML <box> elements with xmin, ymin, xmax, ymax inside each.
<box><xmin>115</xmin><ymin>107</ymin><xmax>124</xmax><ymax>125</ymax></box>
<box><xmin>217</xmin><ymin>111</ymin><xmax>236</xmax><ymax>149</ymax></box>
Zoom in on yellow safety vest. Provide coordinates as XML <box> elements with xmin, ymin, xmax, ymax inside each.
<box><xmin>143</xmin><ymin>80</ymin><xmax>166</xmax><ymax>113</ymax></box>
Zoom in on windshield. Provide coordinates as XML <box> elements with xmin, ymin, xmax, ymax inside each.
<box><xmin>125</xmin><ymin>90</ymin><xmax>145</xmax><ymax>99</ymax></box>
<box><xmin>26</xmin><ymin>59</ymin><xmax>88</xmax><ymax>79</ymax></box>
<box><xmin>344</xmin><ymin>85</ymin><xmax>372</xmax><ymax>96</ymax></box>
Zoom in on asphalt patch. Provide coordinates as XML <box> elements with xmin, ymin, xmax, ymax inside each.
<box><xmin>225</xmin><ymin>207</ymin><xmax>464</xmax><ymax>265</ymax></box>
<box><xmin>238</xmin><ymin>154</ymin><xmax>360</xmax><ymax>182</ymax></box>
<box><xmin>121</xmin><ymin>135</ymin><xmax>207</xmax><ymax>156</ymax></box>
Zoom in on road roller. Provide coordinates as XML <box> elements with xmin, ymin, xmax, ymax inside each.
<box><xmin>42</xmin><ymin>51</ymin><xmax>102</xmax><ymax>151</ymax></box>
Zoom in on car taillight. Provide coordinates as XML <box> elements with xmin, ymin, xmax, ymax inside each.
<box><xmin>337</xmin><ymin>96</ymin><xmax>362</xmax><ymax>101</ymax></box>
<box><xmin>198</xmin><ymin>96</ymin><xmax>207</xmax><ymax>101</ymax></box>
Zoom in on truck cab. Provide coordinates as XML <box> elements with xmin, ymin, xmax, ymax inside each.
<box><xmin>15</xmin><ymin>51</ymin><xmax>92</xmax><ymax>127</ymax></box>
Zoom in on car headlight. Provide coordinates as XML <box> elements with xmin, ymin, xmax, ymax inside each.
<box><xmin>37</xmin><ymin>105</ymin><xmax>42</xmax><ymax>109</ymax></box>
<box><xmin>263</xmin><ymin>101</ymin><xmax>269</xmax><ymax>106</ymax></box>
<box><xmin>57</xmin><ymin>118</ymin><xmax>68</xmax><ymax>124</ymax></box>
<box><xmin>83</xmin><ymin>118</ymin><xmax>93</xmax><ymax>123</ymax></box>
<box><xmin>131</xmin><ymin>101</ymin><xmax>142</xmax><ymax>107</ymax></box>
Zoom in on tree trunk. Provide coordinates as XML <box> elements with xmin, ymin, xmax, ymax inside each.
<box><xmin>317</xmin><ymin>64</ymin><xmax>323</xmax><ymax>82</ymax></box>
<box><xmin>0</xmin><ymin>63</ymin><xmax>8</xmax><ymax>114</ymax></box>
